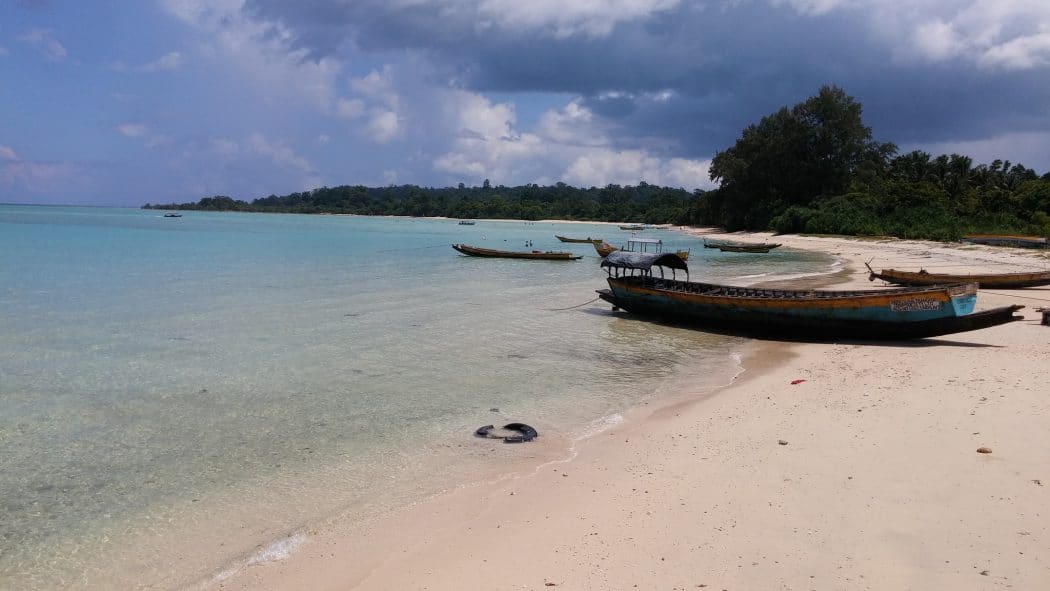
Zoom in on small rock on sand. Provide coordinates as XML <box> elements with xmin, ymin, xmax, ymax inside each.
<box><xmin>977</xmin><ymin>447</ymin><xmax>993</xmax><ymax>454</ymax></box>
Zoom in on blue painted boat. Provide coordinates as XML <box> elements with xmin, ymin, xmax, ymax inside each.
<box><xmin>595</xmin><ymin>252</ymin><xmax>1024</xmax><ymax>340</ymax></box>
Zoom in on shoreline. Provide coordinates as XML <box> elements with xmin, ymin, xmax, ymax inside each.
<box><xmin>209</xmin><ymin>231</ymin><xmax>1050</xmax><ymax>590</ymax></box>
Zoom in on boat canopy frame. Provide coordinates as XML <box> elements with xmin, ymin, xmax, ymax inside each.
<box><xmin>601</xmin><ymin>251</ymin><xmax>689</xmax><ymax>280</ymax></box>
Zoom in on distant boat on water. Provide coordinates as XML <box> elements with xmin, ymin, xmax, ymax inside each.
<box><xmin>596</xmin><ymin>252</ymin><xmax>1024</xmax><ymax>340</ymax></box>
<box><xmin>452</xmin><ymin>243</ymin><xmax>582</xmax><ymax>260</ymax></box>
<box><xmin>866</xmin><ymin>263</ymin><xmax>1050</xmax><ymax>289</ymax></box>
<box><xmin>163</xmin><ymin>213</ymin><xmax>182</xmax><ymax>218</ymax></box>
<box><xmin>619</xmin><ymin>224</ymin><xmax>646</xmax><ymax>231</ymax></box>
<box><xmin>594</xmin><ymin>237</ymin><xmax>689</xmax><ymax>260</ymax></box>
<box><xmin>961</xmin><ymin>234</ymin><xmax>1047</xmax><ymax>248</ymax></box>
<box><xmin>458</xmin><ymin>220</ymin><xmax>476</xmax><ymax>225</ymax></box>
<box><xmin>555</xmin><ymin>235</ymin><xmax>602</xmax><ymax>243</ymax></box>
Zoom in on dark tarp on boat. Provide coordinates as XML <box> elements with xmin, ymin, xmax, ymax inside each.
<box><xmin>600</xmin><ymin>251</ymin><xmax>688</xmax><ymax>272</ymax></box>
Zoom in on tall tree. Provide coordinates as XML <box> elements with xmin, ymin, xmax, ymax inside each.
<box><xmin>707</xmin><ymin>85</ymin><xmax>895</xmax><ymax>229</ymax></box>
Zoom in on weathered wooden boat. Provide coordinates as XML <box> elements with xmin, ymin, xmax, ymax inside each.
<box><xmin>452</xmin><ymin>243</ymin><xmax>582</xmax><ymax>260</ymax></box>
<box><xmin>713</xmin><ymin>243</ymin><xmax>781</xmax><ymax>252</ymax></box>
<box><xmin>619</xmin><ymin>224</ymin><xmax>646</xmax><ymax>231</ymax></box>
<box><xmin>596</xmin><ymin>252</ymin><xmax>1024</xmax><ymax>340</ymax></box>
<box><xmin>594</xmin><ymin>241</ymin><xmax>619</xmax><ymax>257</ymax></box>
<box><xmin>866</xmin><ymin>263</ymin><xmax>1050</xmax><ymax>289</ymax></box>
<box><xmin>961</xmin><ymin>234</ymin><xmax>1047</xmax><ymax>248</ymax></box>
<box><xmin>594</xmin><ymin>238</ymin><xmax>689</xmax><ymax>260</ymax></box>
<box><xmin>458</xmin><ymin>220</ymin><xmax>476</xmax><ymax>225</ymax></box>
<box><xmin>555</xmin><ymin>235</ymin><xmax>602</xmax><ymax>243</ymax></box>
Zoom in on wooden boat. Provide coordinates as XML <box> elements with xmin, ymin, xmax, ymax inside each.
<box><xmin>961</xmin><ymin>234</ymin><xmax>1047</xmax><ymax>248</ymax></box>
<box><xmin>458</xmin><ymin>220</ymin><xmax>476</xmax><ymax>225</ymax></box>
<box><xmin>716</xmin><ymin>243</ymin><xmax>781</xmax><ymax>253</ymax></box>
<box><xmin>702</xmin><ymin>239</ymin><xmax>780</xmax><ymax>252</ymax></box>
<box><xmin>596</xmin><ymin>252</ymin><xmax>1024</xmax><ymax>340</ymax></box>
<box><xmin>452</xmin><ymin>243</ymin><xmax>582</xmax><ymax>260</ymax></box>
<box><xmin>594</xmin><ymin>238</ymin><xmax>689</xmax><ymax>260</ymax></box>
<box><xmin>866</xmin><ymin>263</ymin><xmax>1050</xmax><ymax>289</ymax></box>
<box><xmin>555</xmin><ymin>235</ymin><xmax>602</xmax><ymax>243</ymax></box>
<box><xmin>619</xmin><ymin>224</ymin><xmax>646</xmax><ymax>231</ymax></box>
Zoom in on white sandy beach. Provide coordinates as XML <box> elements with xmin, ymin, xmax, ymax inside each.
<box><xmin>210</xmin><ymin>231</ymin><xmax>1050</xmax><ymax>591</ymax></box>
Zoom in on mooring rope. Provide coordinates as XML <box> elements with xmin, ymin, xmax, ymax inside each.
<box><xmin>980</xmin><ymin>290</ymin><xmax>1050</xmax><ymax>303</ymax></box>
<box><xmin>546</xmin><ymin>295</ymin><xmax>602</xmax><ymax>311</ymax></box>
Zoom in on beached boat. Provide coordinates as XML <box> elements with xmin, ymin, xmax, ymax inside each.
<box><xmin>458</xmin><ymin>220</ymin><xmax>476</xmax><ymax>225</ymax></box>
<box><xmin>619</xmin><ymin>224</ymin><xmax>646</xmax><ymax>231</ymax></box>
<box><xmin>961</xmin><ymin>234</ymin><xmax>1048</xmax><ymax>248</ymax></box>
<box><xmin>596</xmin><ymin>252</ymin><xmax>1024</xmax><ymax>340</ymax></box>
<box><xmin>717</xmin><ymin>243</ymin><xmax>780</xmax><ymax>253</ymax></box>
<box><xmin>595</xmin><ymin>238</ymin><xmax>689</xmax><ymax>260</ymax></box>
<box><xmin>555</xmin><ymin>235</ymin><xmax>602</xmax><ymax>243</ymax></box>
<box><xmin>866</xmin><ymin>263</ymin><xmax>1050</xmax><ymax>289</ymax></box>
<box><xmin>702</xmin><ymin>239</ymin><xmax>780</xmax><ymax>252</ymax></box>
<box><xmin>452</xmin><ymin>243</ymin><xmax>582</xmax><ymax>260</ymax></box>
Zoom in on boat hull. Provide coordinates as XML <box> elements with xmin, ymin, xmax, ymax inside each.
<box><xmin>598</xmin><ymin>277</ymin><xmax>1023</xmax><ymax>340</ymax></box>
<box><xmin>452</xmin><ymin>244</ymin><xmax>581</xmax><ymax>260</ymax></box>
<box><xmin>555</xmin><ymin>235</ymin><xmax>602</xmax><ymax>243</ymax></box>
<box><xmin>961</xmin><ymin>234</ymin><xmax>1047</xmax><ymax>248</ymax></box>
<box><xmin>871</xmin><ymin>269</ymin><xmax>1050</xmax><ymax>289</ymax></box>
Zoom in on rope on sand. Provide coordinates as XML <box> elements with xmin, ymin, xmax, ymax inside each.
<box><xmin>980</xmin><ymin>290</ymin><xmax>1050</xmax><ymax>303</ymax></box>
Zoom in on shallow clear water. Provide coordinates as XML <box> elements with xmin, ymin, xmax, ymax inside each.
<box><xmin>0</xmin><ymin>206</ymin><xmax>834</xmax><ymax>589</ymax></box>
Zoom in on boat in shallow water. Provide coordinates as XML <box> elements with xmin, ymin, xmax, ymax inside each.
<box><xmin>452</xmin><ymin>243</ymin><xmax>582</xmax><ymax>260</ymax></box>
<box><xmin>866</xmin><ymin>263</ymin><xmax>1050</xmax><ymax>289</ymax></box>
<box><xmin>596</xmin><ymin>252</ymin><xmax>1024</xmax><ymax>340</ymax></box>
<box><xmin>555</xmin><ymin>235</ymin><xmax>602</xmax><ymax>243</ymax></box>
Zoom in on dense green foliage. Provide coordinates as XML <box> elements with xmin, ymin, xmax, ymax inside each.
<box><xmin>145</xmin><ymin>85</ymin><xmax>1050</xmax><ymax>240</ymax></box>
<box><xmin>144</xmin><ymin>181</ymin><xmax>699</xmax><ymax>224</ymax></box>
<box><xmin>702</xmin><ymin>85</ymin><xmax>1050</xmax><ymax>239</ymax></box>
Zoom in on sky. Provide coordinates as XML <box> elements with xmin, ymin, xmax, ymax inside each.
<box><xmin>2</xmin><ymin>0</ymin><xmax>1050</xmax><ymax>206</ymax></box>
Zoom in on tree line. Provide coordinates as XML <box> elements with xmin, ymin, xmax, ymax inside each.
<box><xmin>145</xmin><ymin>86</ymin><xmax>1050</xmax><ymax>241</ymax></box>
<box><xmin>144</xmin><ymin>181</ymin><xmax>700</xmax><ymax>225</ymax></box>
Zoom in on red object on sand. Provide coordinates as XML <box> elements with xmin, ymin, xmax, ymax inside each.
<box><xmin>790</xmin><ymin>379</ymin><xmax>806</xmax><ymax>385</ymax></box>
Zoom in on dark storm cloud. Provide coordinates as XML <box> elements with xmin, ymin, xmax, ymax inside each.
<box><xmin>244</xmin><ymin>0</ymin><xmax>1050</xmax><ymax>164</ymax></box>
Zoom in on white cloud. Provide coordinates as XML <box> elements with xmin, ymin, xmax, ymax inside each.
<box><xmin>812</xmin><ymin>0</ymin><xmax>1050</xmax><ymax>70</ymax></box>
<box><xmin>563</xmin><ymin>149</ymin><xmax>713</xmax><ymax>189</ymax></box>
<box><xmin>0</xmin><ymin>145</ymin><xmax>18</xmax><ymax>161</ymax></box>
<box><xmin>138</xmin><ymin>51</ymin><xmax>184</xmax><ymax>72</ymax></box>
<box><xmin>317</xmin><ymin>134</ymin><xmax>331</xmax><ymax>145</ymax></box>
<box><xmin>117</xmin><ymin>123</ymin><xmax>149</xmax><ymax>138</ymax></box>
<box><xmin>432</xmin><ymin>91</ymin><xmax>712</xmax><ymax>190</ymax></box>
<box><xmin>243</xmin><ymin>133</ymin><xmax>323</xmax><ymax>188</ymax></box>
<box><xmin>365</xmin><ymin>110</ymin><xmax>403</xmax><ymax>143</ymax></box>
<box><xmin>161</xmin><ymin>0</ymin><xmax>342</xmax><ymax>112</ymax></box>
<box><xmin>0</xmin><ymin>46</ymin><xmax>9</xmax><ymax>57</ymax></box>
<box><xmin>336</xmin><ymin>98</ymin><xmax>365</xmax><ymax>119</ymax></box>
<box><xmin>1</xmin><ymin>160</ymin><xmax>82</xmax><ymax>191</ymax></box>
<box><xmin>17</xmin><ymin>28</ymin><xmax>67</xmax><ymax>61</ymax></box>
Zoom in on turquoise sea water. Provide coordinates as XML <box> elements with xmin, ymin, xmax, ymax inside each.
<box><xmin>0</xmin><ymin>206</ymin><xmax>835</xmax><ymax>589</ymax></box>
